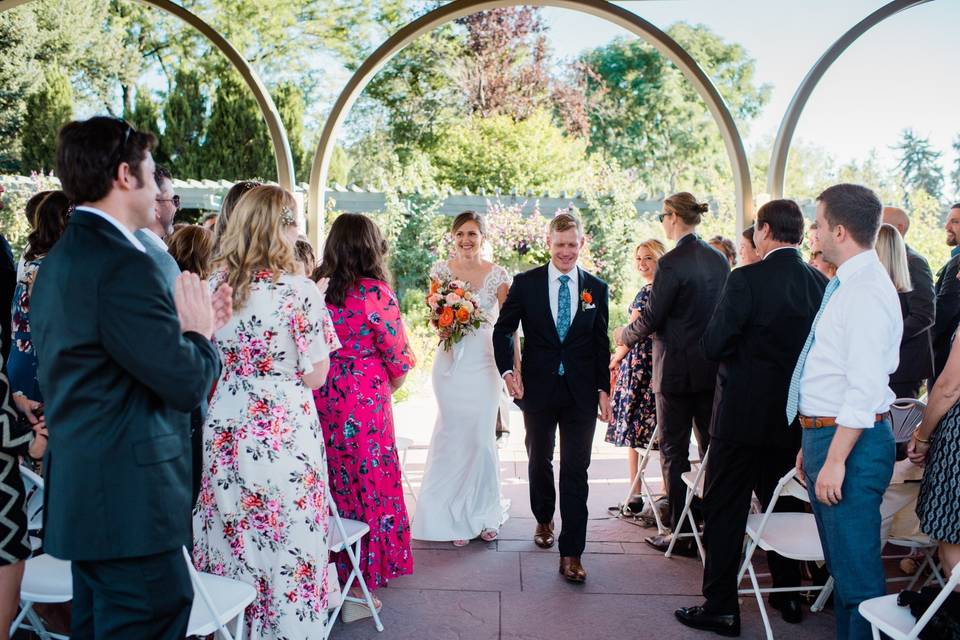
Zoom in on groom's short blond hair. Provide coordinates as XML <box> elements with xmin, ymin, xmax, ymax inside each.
<box><xmin>549</xmin><ymin>211</ymin><xmax>583</xmax><ymax>237</ymax></box>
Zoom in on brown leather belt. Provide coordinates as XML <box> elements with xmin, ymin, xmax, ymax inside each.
<box><xmin>798</xmin><ymin>414</ymin><xmax>886</xmax><ymax>429</ymax></box>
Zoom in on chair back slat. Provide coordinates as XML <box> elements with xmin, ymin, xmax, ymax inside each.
<box><xmin>889</xmin><ymin>398</ymin><xmax>926</xmax><ymax>444</ymax></box>
<box><xmin>182</xmin><ymin>546</ymin><xmax>235</xmax><ymax>640</ymax></box>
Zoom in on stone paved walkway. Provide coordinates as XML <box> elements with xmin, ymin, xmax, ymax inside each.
<box><xmin>330</xmin><ymin>387</ymin><xmax>855</xmax><ymax>639</ymax></box>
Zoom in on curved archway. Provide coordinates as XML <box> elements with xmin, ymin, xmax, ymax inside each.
<box><xmin>767</xmin><ymin>0</ymin><xmax>932</xmax><ymax>198</ymax></box>
<box><xmin>308</xmin><ymin>0</ymin><xmax>753</xmax><ymax>246</ymax></box>
<box><xmin>0</xmin><ymin>0</ymin><xmax>296</xmax><ymax>191</ymax></box>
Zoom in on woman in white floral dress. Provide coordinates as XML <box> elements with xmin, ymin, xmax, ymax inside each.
<box><xmin>193</xmin><ymin>185</ymin><xmax>339</xmax><ymax>640</ymax></box>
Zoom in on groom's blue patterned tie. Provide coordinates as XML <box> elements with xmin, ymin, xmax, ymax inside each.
<box><xmin>557</xmin><ymin>274</ymin><xmax>571</xmax><ymax>375</ymax></box>
<box><xmin>785</xmin><ymin>276</ymin><xmax>840</xmax><ymax>424</ymax></box>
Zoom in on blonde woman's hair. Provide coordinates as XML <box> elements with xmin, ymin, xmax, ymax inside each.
<box><xmin>875</xmin><ymin>223</ymin><xmax>912</xmax><ymax>293</ymax></box>
<box><xmin>636</xmin><ymin>238</ymin><xmax>667</xmax><ymax>261</ymax></box>
<box><xmin>214</xmin><ymin>184</ymin><xmax>299</xmax><ymax>310</ymax></box>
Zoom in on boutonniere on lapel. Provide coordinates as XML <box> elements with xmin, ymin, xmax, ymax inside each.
<box><xmin>580</xmin><ymin>289</ymin><xmax>595</xmax><ymax>311</ymax></box>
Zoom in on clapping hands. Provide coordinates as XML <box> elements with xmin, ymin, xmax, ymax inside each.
<box><xmin>175</xmin><ymin>273</ymin><xmax>233</xmax><ymax>338</ymax></box>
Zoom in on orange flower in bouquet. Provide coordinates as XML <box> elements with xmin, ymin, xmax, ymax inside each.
<box><xmin>426</xmin><ymin>277</ymin><xmax>486</xmax><ymax>351</ymax></box>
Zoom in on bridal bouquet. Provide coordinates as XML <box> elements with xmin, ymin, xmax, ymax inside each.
<box><xmin>426</xmin><ymin>278</ymin><xmax>485</xmax><ymax>351</ymax></box>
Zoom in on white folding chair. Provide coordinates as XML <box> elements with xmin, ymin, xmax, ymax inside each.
<box><xmin>19</xmin><ymin>464</ymin><xmax>45</xmax><ymax>553</ymax></box>
<box><xmin>323</xmin><ymin>490</ymin><xmax>383</xmax><ymax>637</ymax></box>
<box><xmin>619</xmin><ymin>423</ymin><xmax>668</xmax><ymax>534</ymax></box>
<box><xmin>737</xmin><ymin>467</ymin><xmax>833</xmax><ymax>640</ymax></box>
<box><xmin>859</xmin><ymin>559</ymin><xmax>960</xmax><ymax>640</ymax></box>
<box><xmin>664</xmin><ymin>447</ymin><xmax>709</xmax><ymax>563</ymax></box>
<box><xmin>395</xmin><ymin>436</ymin><xmax>421</xmax><ymax>505</ymax></box>
<box><xmin>10</xmin><ymin>553</ymin><xmax>72</xmax><ymax>640</ymax></box>
<box><xmin>886</xmin><ymin>535</ymin><xmax>945</xmax><ymax>590</ymax></box>
<box><xmin>184</xmin><ymin>547</ymin><xmax>257</xmax><ymax>640</ymax></box>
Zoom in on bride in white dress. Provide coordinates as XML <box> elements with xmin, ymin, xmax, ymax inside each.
<box><xmin>412</xmin><ymin>211</ymin><xmax>514</xmax><ymax>546</ymax></box>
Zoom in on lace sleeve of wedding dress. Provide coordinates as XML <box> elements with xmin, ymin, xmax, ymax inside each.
<box><xmin>429</xmin><ymin>260</ymin><xmax>450</xmax><ymax>283</ymax></box>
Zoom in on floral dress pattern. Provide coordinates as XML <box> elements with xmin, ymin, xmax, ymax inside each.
<box><xmin>606</xmin><ymin>285</ymin><xmax>657</xmax><ymax>449</ymax></box>
<box><xmin>314</xmin><ymin>278</ymin><xmax>416</xmax><ymax>590</ymax></box>
<box><xmin>8</xmin><ymin>259</ymin><xmax>43</xmax><ymax>400</ymax></box>
<box><xmin>193</xmin><ymin>270</ymin><xmax>338</xmax><ymax>640</ymax></box>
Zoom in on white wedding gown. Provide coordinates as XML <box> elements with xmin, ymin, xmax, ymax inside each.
<box><xmin>411</xmin><ymin>261</ymin><xmax>512</xmax><ymax>541</ymax></box>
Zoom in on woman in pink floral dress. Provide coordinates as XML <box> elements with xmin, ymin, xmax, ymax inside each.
<box><xmin>314</xmin><ymin>213</ymin><xmax>416</xmax><ymax>619</ymax></box>
<box><xmin>193</xmin><ymin>186</ymin><xmax>338</xmax><ymax>640</ymax></box>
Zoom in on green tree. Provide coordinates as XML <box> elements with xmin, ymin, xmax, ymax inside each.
<box><xmin>0</xmin><ymin>10</ymin><xmax>40</xmax><ymax>171</ymax></box>
<box><xmin>580</xmin><ymin>24</ymin><xmax>770</xmax><ymax>194</ymax></box>
<box><xmin>273</xmin><ymin>82</ymin><xmax>309</xmax><ymax>183</ymax></box>
<box><xmin>201</xmin><ymin>73</ymin><xmax>274</xmax><ymax>181</ymax></box>
<box><xmin>20</xmin><ymin>68</ymin><xmax>74</xmax><ymax>173</ymax></box>
<box><xmin>162</xmin><ymin>67</ymin><xmax>207</xmax><ymax>179</ymax></box>
<box><xmin>431</xmin><ymin>109</ymin><xmax>589</xmax><ymax>192</ymax></box>
<box><xmin>894</xmin><ymin>128</ymin><xmax>944</xmax><ymax>202</ymax></box>
<box><xmin>124</xmin><ymin>87</ymin><xmax>168</xmax><ymax>164</ymax></box>
<box><xmin>356</xmin><ymin>26</ymin><xmax>464</xmax><ymax>163</ymax></box>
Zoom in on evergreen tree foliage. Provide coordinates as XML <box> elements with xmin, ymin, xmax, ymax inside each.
<box><xmin>201</xmin><ymin>73</ymin><xmax>274</xmax><ymax>181</ymax></box>
<box><xmin>894</xmin><ymin>128</ymin><xmax>944</xmax><ymax>202</ymax></box>
<box><xmin>20</xmin><ymin>68</ymin><xmax>74</xmax><ymax>173</ymax></box>
<box><xmin>163</xmin><ymin>67</ymin><xmax>207</xmax><ymax>180</ymax></box>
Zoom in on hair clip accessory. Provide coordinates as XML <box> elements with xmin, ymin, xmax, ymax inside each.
<box><xmin>281</xmin><ymin>207</ymin><xmax>296</xmax><ymax>226</ymax></box>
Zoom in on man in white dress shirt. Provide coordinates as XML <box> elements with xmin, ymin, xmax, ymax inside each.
<box><xmin>788</xmin><ymin>183</ymin><xmax>902</xmax><ymax>640</ymax></box>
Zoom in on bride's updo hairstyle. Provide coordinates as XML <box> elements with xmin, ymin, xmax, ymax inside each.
<box><xmin>664</xmin><ymin>192</ymin><xmax>710</xmax><ymax>226</ymax></box>
<box><xmin>317</xmin><ymin>213</ymin><xmax>391</xmax><ymax>307</ymax></box>
<box><xmin>451</xmin><ymin>210</ymin><xmax>487</xmax><ymax>235</ymax></box>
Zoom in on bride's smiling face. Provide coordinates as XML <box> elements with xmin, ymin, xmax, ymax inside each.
<box><xmin>453</xmin><ymin>220</ymin><xmax>483</xmax><ymax>259</ymax></box>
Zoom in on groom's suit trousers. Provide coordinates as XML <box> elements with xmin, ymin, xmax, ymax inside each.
<box><xmin>523</xmin><ymin>383</ymin><xmax>596</xmax><ymax>557</ymax></box>
<box><xmin>656</xmin><ymin>390</ymin><xmax>712</xmax><ymax>533</ymax></box>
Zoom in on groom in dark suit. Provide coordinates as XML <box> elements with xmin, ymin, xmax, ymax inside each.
<box><xmin>31</xmin><ymin>117</ymin><xmax>229</xmax><ymax>639</ymax></box>
<box><xmin>493</xmin><ymin>211</ymin><xmax>610</xmax><ymax>583</ymax></box>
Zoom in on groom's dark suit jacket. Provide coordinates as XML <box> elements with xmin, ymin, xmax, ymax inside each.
<box><xmin>492</xmin><ymin>264</ymin><xmax>610</xmax><ymax>413</ymax></box>
<box><xmin>31</xmin><ymin>211</ymin><xmax>220</xmax><ymax>561</ymax></box>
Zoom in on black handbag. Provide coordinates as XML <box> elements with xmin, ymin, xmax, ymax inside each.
<box><xmin>897</xmin><ymin>587</ymin><xmax>960</xmax><ymax>639</ymax></box>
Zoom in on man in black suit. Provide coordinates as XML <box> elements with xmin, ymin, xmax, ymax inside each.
<box><xmin>493</xmin><ymin>211</ymin><xmax>610</xmax><ymax>584</ymax></box>
<box><xmin>674</xmin><ymin>199</ymin><xmax>828</xmax><ymax>637</ymax></box>
<box><xmin>31</xmin><ymin>117</ymin><xmax>230</xmax><ymax>639</ymax></box>
<box><xmin>930</xmin><ymin>203</ymin><xmax>960</xmax><ymax>387</ymax></box>
<box><xmin>883</xmin><ymin>207</ymin><xmax>935</xmax><ymax>398</ymax></box>
<box><xmin>614</xmin><ymin>193</ymin><xmax>729</xmax><ymax>556</ymax></box>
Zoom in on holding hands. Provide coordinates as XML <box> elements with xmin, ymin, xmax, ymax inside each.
<box><xmin>12</xmin><ymin>394</ymin><xmax>47</xmax><ymax>459</ymax></box>
<box><xmin>907</xmin><ymin>430</ymin><xmax>930</xmax><ymax>466</ymax></box>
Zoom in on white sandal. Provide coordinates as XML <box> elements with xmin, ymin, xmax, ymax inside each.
<box><xmin>480</xmin><ymin>529</ymin><xmax>499</xmax><ymax>542</ymax></box>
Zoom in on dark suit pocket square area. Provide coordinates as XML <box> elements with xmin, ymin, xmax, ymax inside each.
<box><xmin>133</xmin><ymin>433</ymin><xmax>184</xmax><ymax>466</ymax></box>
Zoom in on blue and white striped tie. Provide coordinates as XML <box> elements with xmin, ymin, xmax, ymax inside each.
<box><xmin>785</xmin><ymin>277</ymin><xmax>840</xmax><ymax>424</ymax></box>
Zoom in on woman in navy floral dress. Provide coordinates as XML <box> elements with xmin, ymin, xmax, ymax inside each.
<box><xmin>606</xmin><ymin>239</ymin><xmax>666</xmax><ymax>483</ymax></box>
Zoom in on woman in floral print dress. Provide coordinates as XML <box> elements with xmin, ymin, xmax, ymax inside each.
<box><xmin>314</xmin><ymin>213</ymin><xmax>416</xmax><ymax>618</ymax></box>
<box><xmin>606</xmin><ymin>240</ymin><xmax>666</xmax><ymax>485</ymax></box>
<box><xmin>193</xmin><ymin>186</ymin><xmax>338</xmax><ymax>640</ymax></box>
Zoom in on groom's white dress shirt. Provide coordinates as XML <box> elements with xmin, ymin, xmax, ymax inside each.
<box><xmin>548</xmin><ymin>261</ymin><xmax>579</xmax><ymax>326</ymax></box>
<box><xmin>797</xmin><ymin>249</ymin><xmax>902</xmax><ymax>429</ymax></box>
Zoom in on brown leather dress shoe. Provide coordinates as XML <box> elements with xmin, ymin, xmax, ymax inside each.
<box><xmin>559</xmin><ymin>556</ymin><xmax>586</xmax><ymax>583</ymax></box>
<box><xmin>534</xmin><ymin>521</ymin><xmax>555</xmax><ymax>549</ymax></box>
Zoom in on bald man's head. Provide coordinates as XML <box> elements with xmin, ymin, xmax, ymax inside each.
<box><xmin>882</xmin><ymin>206</ymin><xmax>909</xmax><ymax>237</ymax></box>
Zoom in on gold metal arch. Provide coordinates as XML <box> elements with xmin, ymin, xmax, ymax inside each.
<box><xmin>0</xmin><ymin>0</ymin><xmax>296</xmax><ymax>192</ymax></box>
<box><xmin>308</xmin><ymin>0</ymin><xmax>754</xmax><ymax>247</ymax></box>
<box><xmin>767</xmin><ymin>0</ymin><xmax>932</xmax><ymax>198</ymax></box>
